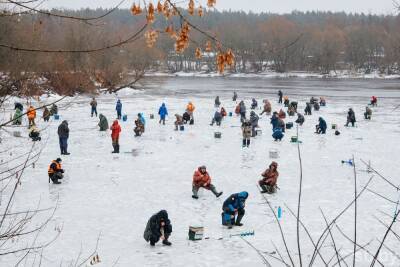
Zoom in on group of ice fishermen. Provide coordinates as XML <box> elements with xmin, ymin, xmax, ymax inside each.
<box><xmin>11</xmin><ymin>91</ymin><xmax>378</xmax><ymax>246</ymax></box>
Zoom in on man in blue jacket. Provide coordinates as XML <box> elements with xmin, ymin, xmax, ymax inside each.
<box><xmin>316</xmin><ymin>117</ymin><xmax>327</xmax><ymax>134</ymax></box>
<box><xmin>158</xmin><ymin>103</ymin><xmax>168</xmax><ymax>125</ymax></box>
<box><xmin>116</xmin><ymin>100</ymin><xmax>122</xmax><ymax>120</ymax></box>
<box><xmin>222</xmin><ymin>191</ymin><xmax>249</xmax><ymax>228</ymax></box>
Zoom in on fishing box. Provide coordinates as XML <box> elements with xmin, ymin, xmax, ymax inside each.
<box><xmin>150</xmin><ymin>114</ymin><xmax>154</xmax><ymax>119</ymax></box>
<box><xmin>188</xmin><ymin>226</ymin><xmax>204</xmax><ymax>241</ymax></box>
<box><xmin>291</xmin><ymin>136</ymin><xmax>298</xmax><ymax>143</ymax></box>
<box><xmin>286</xmin><ymin>122</ymin><xmax>293</xmax><ymax>129</ymax></box>
<box><xmin>180</xmin><ymin>125</ymin><xmax>185</xmax><ymax>131</ymax></box>
<box><xmin>269</xmin><ymin>150</ymin><xmax>279</xmax><ymax>159</ymax></box>
<box><xmin>229</xmin><ymin>112</ymin><xmax>233</xmax><ymax>117</ymax></box>
<box><xmin>122</xmin><ymin>115</ymin><xmax>128</xmax><ymax>122</ymax></box>
<box><xmin>332</xmin><ymin>124</ymin><xmax>337</xmax><ymax>129</ymax></box>
<box><xmin>54</xmin><ymin>114</ymin><xmax>60</xmax><ymax>120</ymax></box>
<box><xmin>214</xmin><ymin>132</ymin><xmax>222</xmax><ymax>138</ymax></box>
<box><xmin>256</xmin><ymin>129</ymin><xmax>262</xmax><ymax>136</ymax></box>
<box><xmin>13</xmin><ymin>131</ymin><xmax>21</xmax><ymax>137</ymax></box>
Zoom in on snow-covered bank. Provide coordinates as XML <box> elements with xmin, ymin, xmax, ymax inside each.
<box><xmin>145</xmin><ymin>70</ymin><xmax>400</xmax><ymax>80</ymax></box>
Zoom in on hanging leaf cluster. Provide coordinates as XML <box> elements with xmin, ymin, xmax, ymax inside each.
<box><xmin>131</xmin><ymin>0</ymin><xmax>234</xmax><ymax>73</ymax></box>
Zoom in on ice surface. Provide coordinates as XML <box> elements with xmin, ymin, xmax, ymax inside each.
<box><xmin>1</xmin><ymin>77</ymin><xmax>400</xmax><ymax>266</ymax></box>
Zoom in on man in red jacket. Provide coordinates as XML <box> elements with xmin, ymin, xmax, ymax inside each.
<box><xmin>259</xmin><ymin>162</ymin><xmax>279</xmax><ymax>194</ymax></box>
<box><xmin>110</xmin><ymin>120</ymin><xmax>121</xmax><ymax>153</ymax></box>
<box><xmin>192</xmin><ymin>166</ymin><xmax>223</xmax><ymax>199</ymax></box>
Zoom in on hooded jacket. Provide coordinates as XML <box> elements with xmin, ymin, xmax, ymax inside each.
<box><xmin>13</xmin><ymin>108</ymin><xmax>23</xmax><ymax>123</ymax></box>
<box><xmin>143</xmin><ymin>210</ymin><xmax>172</xmax><ymax>241</ymax></box>
<box><xmin>27</xmin><ymin>106</ymin><xmax>36</xmax><ymax>119</ymax></box>
<box><xmin>250</xmin><ymin>112</ymin><xmax>259</xmax><ymax>127</ymax></box>
<box><xmin>98</xmin><ymin>114</ymin><xmax>109</xmax><ymax>131</ymax></box>
<box><xmin>116</xmin><ymin>100</ymin><xmax>122</xmax><ymax>112</ymax></box>
<box><xmin>57</xmin><ymin>121</ymin><xmax>69</xmax><ymax>139</ymax></box>
<box><xmin>261</xmin><ymin>162</ymin><xmax>279</xmax><ymax>186</ymax></box>
<box><xmin>110</xmin><ymin>120</ymin><xmax>121</xmax><ymax>140</ymax></box>
<box><xmin>158</xmin><ymin>103</ymin><xmax>168</xmax><ymax>118</ymax></box>
<box><xmin>319</xmin><ymin>117</ymin><xmax>327</xmax><ymax>132</ymax></box>
<box><xmin>223</xmin><ymin>192</ymin><xmax>249</xmax><ymax>212</ymax></box>
<box><xmin>193</xmin><ymin>168</ymin><xmax>211</xmax><ymax>187</ymax></box>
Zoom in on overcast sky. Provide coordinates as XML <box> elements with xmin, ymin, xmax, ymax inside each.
<box><xmin>42</xmin><ymin>0</ymin><xmax>396</xmax><ymax>15</ymax></box>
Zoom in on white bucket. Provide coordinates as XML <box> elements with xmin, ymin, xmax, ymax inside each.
<box><xmin>13</xmin><ymin>131</ymin><xmax>21</xmax><ymax>137</ymax></box>
<box><xmin>256</xmin><ymin>129</ymin><xmax>262</xmax><ymax>136</ymax></box>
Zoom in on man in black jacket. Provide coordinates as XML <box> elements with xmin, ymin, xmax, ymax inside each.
<box><xmin>144</xmin><ymin>210</ymin><xmax>172</xmax><ymax>246</ymax></box>
<box><xmin>58</xmin><ymin>120</ymin><xmax>70</xmax><ymax>155</ymax></box>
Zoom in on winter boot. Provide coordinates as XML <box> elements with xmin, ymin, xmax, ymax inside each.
<box><xmin>260</xmin><ymin>184</ymin><xmax>268</xmax><ymax>193</ymax></box>
<box><xmin>150</xmin><ymin>240</ymin><xmax>156</xmax><ymax>246</ymax></box>
<box><xmin>242</xmin><ymin>139</ymin><xmax>246</xmax><ymax>147</ymax></box>
<box><xmin>216</xmin><ymin>192</ymin><xmax>223</xmax><ymax>198</ymax></box>
<box><xmin>192</xmin><ymin>195</ymin><xmax>199</xmax><ymax>199</ymax></box>
<box><xmin>112</xmin><ymin>144</ymin><xmax>117</xmax><ymax>153</ymax></box>
<box><xmin>162</xmin><ymin>239</ymin><xmax>172</xmax><ymax>246</ymax></box>
<box><xmin>116</xmin><ymin>144</ymin><xmax>120</xmax><ymax>153</ymax></box>
<box><xmin>235</xmin><ymin>213</ymin><xmax>244</xmax><ymax>226</ymax></box>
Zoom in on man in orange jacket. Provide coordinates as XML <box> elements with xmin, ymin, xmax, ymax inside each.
<box><xmin>186</xmin><ymin>101</ymin><xmax>195</xmax><ymax>124</ymax></box>
<box><xmin>27</xmin><ymin>105</ymin><xmax>36</xmax><ymax>127</ymax></box>
<box><xmin>192</xmin><ymin>166</ymin><xmax>222</xmax><ymax>199</ymax></box>
<box><xmin>48</xmin><ymin>158</ymin><xmax>64</xmax><ymax>184</ymax></box>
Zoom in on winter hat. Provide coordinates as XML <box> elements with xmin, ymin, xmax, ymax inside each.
<box><xmin>270</xmin><ymin>161</ymin><xmax>278</xmax><ymax>168</ymax></box>
<box><xmin>238</xmin><ymin>191</ymin><xmax>249</xmax><ymax>199</ymax></box>
<box><xmin>56</xmin><ymin>158</ymin><xmax>62</xmax><ymax>163</ymax></box>
<box><xmin>158</xmin><ymin>210</ymin><xmax>168</xmax><ymax>221</ymax></box>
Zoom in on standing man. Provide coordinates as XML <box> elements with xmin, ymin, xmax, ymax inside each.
<box><xmin>57</xmin><ymin>120</ymin><xmax>70</xmax><ymax>155</ymax></box>
<box><xmin>278</xmin><ymin>90</ymin><xmax>283</xmax><ymax>104</ymax></box>
<box><xmin>158</xmin><ymin>103</ymin><xmax>168</xmax><ymax>125</ymax></box>
<box><xmin>27</xmin><ymin>105</ymin><xmax>36</xmax><ymax>127</ymax></box>
<box><xmin>90</xmin><ymin>97</ymin><xmax>98</xmax><ymax>117</ymax></box>
<box><xmin>110</xmin><ymin>120</ymin><xmax>121</xmax><ymax>153</ymax></box>
<box><xmin>116</xmin><ymin>99</ymin><xmax>122</xmax><ymax>120</ymax></box>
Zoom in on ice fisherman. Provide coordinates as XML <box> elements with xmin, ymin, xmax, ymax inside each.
<box><xmin>192</xmin><ymin>166</ymin><xmax>223</xmax><ymax>199</ymax></box>
<box><xmin>278</xmin><ymin>90</ymin><xmax>283</xmax><ymax>104</ymax></box>
<box><xmin>222</xmin><ymin>192</ymin><xmax>249</xmax><ymax>229</ymax></box>
<box><xmin>143</xmin><ymin>210</ymin><xmax>172</xmax><ymax>246</ymax></box>
<box><xmin>158</xmin><ymin>103</ymin><xmax>168</xmax><ymax>125</ymax></box>
<box><xmin>241</xmin><ymin>119</ymin><xmax>252</xmax><ymax>147</ymax></box>
<box><xmin>116</xmin><ymin>99</ymin><xmax>122</xmax><ymax>120</ymax></box>
<box><xmin>316</xmin><ymin>117</ymin><xmax>327</xmax><ymax>134</ymax></box>
<box><xmin>295</xmin><ymin>113</ymin><xmax>305</xmax><ymax>126</ymax></box>
<box><xmin>210</xmin><ymin>110</ymin><xmax>223</xmax><ymax>126</ymax></box>
<box><xmin>215</xmin><ymin>96</ymin><xmax>221</xmax><ymax>107</ymax></box>
<box><xmin>57</xmin><ymin>120</ymin><xmax>70</xmax><ymax>155</ymax></box>
<box><xmin>98</xmin><ymin>114</ymin><xmax>109</xmax><ymax>131</ymax></box>
<box><xmin>259</xmin><ymin>162</ymin><xmax>279</xmax><ymax>194</ymax></box>
<box><xmin>364</xmin><ymin>106</ymin><xmax>372</xmax><ymax>120</ymax></box>
<box><xmin>43</xmin><ymin>107</ymin><xmax>51</xmax><ymax>122</ymax></box>
<box><xmin>48</xmin><ymin>158</ymin><xmax>64</xmax><ymax>184</ymax></box>
<box><xmin>90</xmin><ymin>97</ymin><xmax>98</xmax><ymax>117</ymax></box>
<box><xmin>27</xmin><ymin>105</ymin><xmax>36</xmax><ymax>127</ymax></box>
<box><xmin>345</xmin><ymin>108</ymin><xmax>356</xmax><ymax>127</ymax></box>
<box><xmin>110</xmin><ymin>120</ymin><xmax>121</xmax><ymax>153</ymax></box>
<box><xmin>134</xmin><ymin>113</ymin><xmax>145</xmax><ymax>136</ymax></box>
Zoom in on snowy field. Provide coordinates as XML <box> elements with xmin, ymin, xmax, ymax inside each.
<box><xmin>1</xmin><ymin>77</ymin><xmax>400</xmax><ymax>266</ymax></box>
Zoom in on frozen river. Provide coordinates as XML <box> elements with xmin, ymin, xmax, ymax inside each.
<box><xmin>1</xmin><ymin>77</ymin><xmax>400</xmax><ymax>266</ymax></box>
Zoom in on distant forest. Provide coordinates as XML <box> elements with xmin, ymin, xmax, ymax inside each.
<box><xmin>1</xmin><ymin>8</ymin><xmax>399</xmax><ymax>94</ymax></box>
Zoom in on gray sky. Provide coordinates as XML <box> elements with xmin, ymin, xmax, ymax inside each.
<box><xmin>42</xmin><ymin>0</ymin><xmax>396</xmax><ymax>15</ymax></box>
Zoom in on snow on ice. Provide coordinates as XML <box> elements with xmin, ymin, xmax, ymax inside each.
<box><xmin>1</xmin><ymin>77</ymin><xmax>400</xmax><ymax>266</ymax></box>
